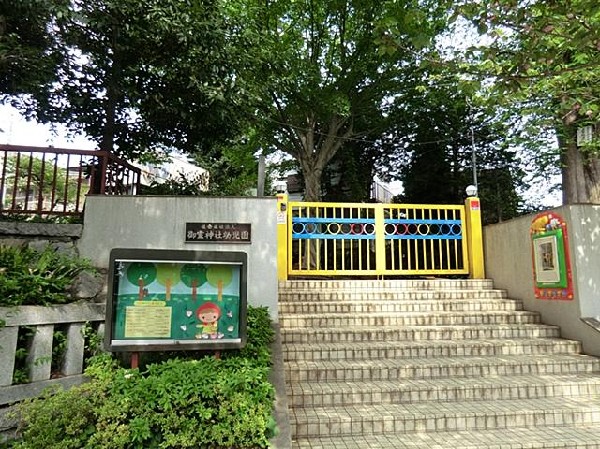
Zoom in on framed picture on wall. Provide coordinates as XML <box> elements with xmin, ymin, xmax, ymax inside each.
<box><xmin>530</xmin><ymin>212</ymin><xmax>573</xmax><ymax>300</ymax></box>
<box><xmin>532</xmin><ymin>229</ymin><xmax>567</xmax><ymax>288</ymax></box>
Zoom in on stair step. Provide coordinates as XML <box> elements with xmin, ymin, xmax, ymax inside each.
<box><xmin>281</xmin><ymin>324</ymin><xmax>561</xmax><ymax>343</ymax></box>
<box><xmin>282</xmin><ymin>338</ymin><xmax>582</xmax><ymax>361</ymax></box>
<box><xmin>287</xmin><ymin>374</ymin><xmax>600</xmax><ymax>407</ymax></box>
<box><xmin>285</xmin><ymin>354</ymin><xmax>600</xmax><ymax>382</ymax></box>
<box><xmin>279</xmin><ymin>311</ymin><xmax>540</xmax><ymax>328</ymax></box>
<box><xmin>280</xmin><ymin>279</ymin><xmax>600</xmax><ymax>448</ymax></box>
<box><xmin>291</xmin><ymin>425</ymin><xmax>600</xmax><ymax>449</ymax></box>
<box><xmin>279</xmin><ymin>290</ymin><xmax>508</xmax><ymax>302</ymax></box>
<box><xmin>290</xmin><ymin>396</ymin><xmax>600</xmax><ymax>438</ymax></box>
<box><xmin>279</xmin><ymin>299</ymin><xmax>522</xmax><ymax>313</ymax></box>
<box><xmin>280</xmin><ymin>279</ymin><xmax>495</xmax><ymax>291</ymax></box>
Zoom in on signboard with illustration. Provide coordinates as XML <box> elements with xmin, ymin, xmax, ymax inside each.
<box><xmin>105</xmin><ymin>249</ymin><xmax>247</xmax><ymax>351</ymax></box>
<box><xmin>530</xmin><ymin>212</ymin><xmax>573</xmax><ymax>300</ymax></box>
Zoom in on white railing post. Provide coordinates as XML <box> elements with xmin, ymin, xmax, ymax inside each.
<box><xmin>62</xmin><ymin>323</ymin><xmax>85</xmax><ymax>376</ymax></box>
<box><xmin>0</xmin><ymin>327</ymin><xmax>18</xmax><ymax>386</ymax></box>
<box><xmin>26</xmin><ymin>324</ymin><xmax>54</xmax><ymax>382</ymax></box>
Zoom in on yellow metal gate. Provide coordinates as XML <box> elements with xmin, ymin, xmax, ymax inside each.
<box><xmin>277</xmin><ymin>197</ymin><xmax>485</xmax><ymax>279</ymax></box>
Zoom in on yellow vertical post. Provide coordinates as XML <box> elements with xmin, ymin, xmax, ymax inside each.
<box><xmin>276</xmin><ymin>193</ymin><xmax>288</xmax><ymax>281</ymax></box>
<box><xmin>464</xmin><ymin>196</ymin><xmax>485</xmax><ymax>279</ymax></box>
<box><xmin>375</xmin><ymin>204</ymin><xmax>386</xmax><ymax>274</ymax></box>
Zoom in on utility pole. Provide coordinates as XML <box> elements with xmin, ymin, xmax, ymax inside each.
<box><xmin>257</xmin><ymin>153</ymin><xmax>266</xmax><ymax>197</ymax></box>
<box><xmin>470</xmin><ymin>126</ymin><xmax>478</xmax><ymax>192</ymax></box>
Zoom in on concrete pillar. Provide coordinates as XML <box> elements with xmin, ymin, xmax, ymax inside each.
<box><xmin>61</xmin><ymin>323</ymin><xmax>84</xmax><ymax>376</ymax></box>
<box><xmin>26</xmin><ymin>325</ymin><xmax>53</xmax><ymax>382</ymax></box>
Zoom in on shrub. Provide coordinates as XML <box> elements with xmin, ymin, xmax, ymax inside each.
<box><xmin>0</xmin><ymin>245</ymin><xmax>94</xmax><ymax>307</ymax></box>
<box><xmin>227</xmin><ymin>305</ymin><xmax>275</xmax><ymax>367</ymax></box>
<box><xmin>10</xmin><ymin>306</ymin><xmax>277</xmax><ymax>449</ymax></box>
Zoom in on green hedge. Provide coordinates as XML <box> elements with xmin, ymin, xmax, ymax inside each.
<box><xmin>0</xmin><ymin>245</ymin><xmax>94</xmax><ymax>307</ymax></box>
<box><xmin>9</xmin><ymin>306</ymin><xmax>277</xmax><ymax>449</ymax></box>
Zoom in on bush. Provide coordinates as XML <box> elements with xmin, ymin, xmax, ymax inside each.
<box><xmin>0</xmin><ymin>245</ymin><xmax>94</xmax><ymax>307</ymax></box>
<box><xmin>10</xmin><ymin>306</ymin><xmax>277</xmax><ymax>449</ymax></box>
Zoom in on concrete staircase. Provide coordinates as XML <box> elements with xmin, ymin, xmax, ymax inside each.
<box><xmin>279</xmin><ymin>279</ymin><xmax>600</xmax><ymax>449</ymax></box>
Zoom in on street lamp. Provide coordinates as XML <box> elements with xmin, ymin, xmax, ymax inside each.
<box><xmin>466</xmin><ymin>184</ymin><xmax>478</xmax><ymax>197</ymax></box>
<box><xmin>275</xmin><ymin>179</ymin><xmax>287</xmax><ymax>194</ymax></box>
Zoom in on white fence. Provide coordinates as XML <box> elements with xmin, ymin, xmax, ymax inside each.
<box><xmin>0</xmin><ymin>304</ymin><xmax>105</xmax><ymax>405</ymax></box>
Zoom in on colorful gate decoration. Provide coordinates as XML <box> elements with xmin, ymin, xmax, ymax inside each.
<box><xmin>530</xmin><ymin>211</ymin><xmax>573</xmax><ymax>300</ymax></box>
<box><xmin>277</xmin><ymin>198</ymin><xmax>483</xmax><ymax>278</ymax></box>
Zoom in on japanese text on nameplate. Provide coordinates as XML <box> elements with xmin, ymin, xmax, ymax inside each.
<box><xmin>185</xmin><ymin>223</ymin><xmax>251</xmax><ymax>243</ymax></box>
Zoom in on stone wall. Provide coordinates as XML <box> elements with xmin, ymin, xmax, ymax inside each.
<box><xmin>0</xmin><ymin>221</ymin><xmax>82</xmax><ymax>256</ymax></box>
<box><xmin>0</xmin><ymin>221</ymin><xmax>106</xmax><ymax>301</ymax></box>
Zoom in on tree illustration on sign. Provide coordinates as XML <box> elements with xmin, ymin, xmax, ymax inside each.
<box><xmin>206</xmin><ymin>265</ymin><xmax>233</xmax><ymax>302</ymax></box>
<box><xmin>126</xmin><ymin>262</ymin><xmax>157</xmax><ymax>300</ymax></box>
<box><xmin>156</xmin><ymin>263</ymin><xmax>181</xmax><ymax>301</ymax></box>
<box><xmin>180</xmin><ymin>263</ymin><xmax>208</xmax><ymax>301</ymax></box>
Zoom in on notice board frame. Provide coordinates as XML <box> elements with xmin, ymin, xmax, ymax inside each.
<box><xmin>105</xmin><ymin>248</ymin><xmax>248</xmax><ymax>352</ymax></box>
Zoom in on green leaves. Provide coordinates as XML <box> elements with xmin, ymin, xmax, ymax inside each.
<box><xmin>0</xmin><ymin>245</ymin><xmax>94</xmax><ymax>307</ymax></box>
<box><xmin>2</xmin><ymin>0</ymin><xmax>255</xmax><ymax>161</ymax></box>
<box><xmin>0</xmin><ymin>0</ymin><xmax>69</xmax><ymax>97</ymax></box>
<box><xmin>450</xmin><ymin>0</ymin><xmax>600</xmax><ymax>203</ymax></box>
<box><xmin>235</xmin><ymin>0</ymin><xmax>454</xmax><ymax>200</ymax></box>
<box><xmin>12</xmin><ymin>306</ymin><xmax>277</xmax><ymax>449</ymax></box>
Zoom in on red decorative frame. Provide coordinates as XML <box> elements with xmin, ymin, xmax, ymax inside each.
<box><xmin>530</xmin><ymin>212</ymin><xmax>574</xmax><ymax>300</ymax></box>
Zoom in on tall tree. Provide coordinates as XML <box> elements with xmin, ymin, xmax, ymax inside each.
<box><xmin>243</xmin><ymin>0</ymin><xmax>451</xmax><ymax>201</ymax></box>
<box><xmin>2</xmin><ymin>0</ymin><xmax>252</xmax><ymax>161</ymax></box>
<box><xmin>0</xmin><ymin>0</ymin><xmax>67</xmax><ymax>102</ymax></box>
<box><xmin>388</xmin><ymin>79</ymin><xmax>526</xmax><ymax>223</ymax></box>
<box><xmin>321</xmin><ymin>145</ymin><xmax>379</xmax><ymax>202</ymax></box>
<box><xmin>454</xmin><ymin>0</ymin><xmax>600</xmax><ymax>204</ymax></box>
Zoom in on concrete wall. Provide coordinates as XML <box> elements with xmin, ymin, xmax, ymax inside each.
<box><xmin>570</xmin><ymin>206</ymin><xmax>600</xmax><ymax>318</ymax></box>
<box><xmin>484</xmin><ymin>205</ymin><xmax>600</xmax><ymax>356</ymax></box>
<box><xmin>78</xmin><ymin>196</ymin><xmax>280</xmax><ymax>321</ymax></box>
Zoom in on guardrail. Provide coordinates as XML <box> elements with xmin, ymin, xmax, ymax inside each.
<box><xmin>0</xmin><ymin>144</ymin><xmax>141</xmax><ymax>218</ymax></box>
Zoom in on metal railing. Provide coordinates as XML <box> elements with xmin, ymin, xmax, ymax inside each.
<box><xmin>0</xmin><ymin>144</ymin><xmax>141</xmax><ymax>217</ymax></box>
<box><xmin>277</xmin><ymin>197</ymin><xmax>485</xmax><ymax>279</ymax></box>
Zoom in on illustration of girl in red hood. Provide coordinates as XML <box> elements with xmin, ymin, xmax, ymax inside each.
<box><xmin>195</xmin><ymin>302</ymin><xmax>223</xmax><ymax>339</ymax></box>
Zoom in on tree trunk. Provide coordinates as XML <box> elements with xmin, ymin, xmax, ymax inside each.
<box><xmin>302</xmin><ymin>165</ymin><xmax>323</xmax><ymax>202</ymax></box>
<box><xmin>294</xmin><ymin>114</ymin><xmax>352</xmax><ymax>202</ymax></box>
<box><xmin>560</xmin><ymin>126</ymin><xmax>600</xmax><ymax>204</ymax></box>
<box><xmin>583</xmin><ymin>157</ymin><xmax>600</xmax><ymax>203</ymax></box>
<box><xmin>561</xmin><ymin>138</ymin><xmax>587</xmax><ymax>204</ymax></box>
<box><xmin>100</xmin><ymin>23</ymin><xmax>119</xmax><ymax>155</ymax></box>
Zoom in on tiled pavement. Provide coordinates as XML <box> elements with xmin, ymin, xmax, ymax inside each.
<box><xmin>279</xmin><ymin>279</ymin><xmax>600</xmax><ymax>448</ymax></box>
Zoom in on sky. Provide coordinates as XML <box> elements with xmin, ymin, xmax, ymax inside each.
<box><xmin>0</xmin><ymin>104</ymin><xmax>95</xmax><ymax>150</ymax></box>
<box><xmin>0</xmin><ymin>103</ymin><xmax>405</xmax><ymax>196</ymax></box>
<box><xmin>1</xmin><ymin>103</ymin><xmax>562</xmax><ymax>205</ymax></box>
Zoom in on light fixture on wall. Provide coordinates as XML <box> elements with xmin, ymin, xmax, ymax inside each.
<box><xmin>275</xmin><ymin>179</ymin><xmax>287</xmax><ymax>194</ymax></box>
<box><xmin>465</xmin><ymin>185</ymin><xmax>478</xmax><ymax>197</ymax></box>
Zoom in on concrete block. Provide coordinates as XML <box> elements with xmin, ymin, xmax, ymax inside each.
<box><xmin>69</xmin><ymin>271</ymin><xmax>105</xmax><ymax>300</ymax></box>
<box><xmin>26</xmin><ymin>325</ymin><xmax>53</xmax><ymax>382</ymax></box>
<box><xmin>0</xmin><ymin>327</ymin><xmax>18</xmax><ymax>387</ymax></box>
<box><xmin>62</xmin><ymin>323</ymin><xmax>84</xmax><ymax>376</ymax></box>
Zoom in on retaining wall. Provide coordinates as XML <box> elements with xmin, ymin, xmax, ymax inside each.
<box><xmin>484</xmin><ymin>205</ymin><xmax>600</xmax><ymax>356</ymax></box>
<box><xmin>77</xmin><ymin>195</ymin><xmax>279</xmax><ymax>320</ymax></box>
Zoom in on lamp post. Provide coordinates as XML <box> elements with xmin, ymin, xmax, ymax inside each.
<box><xmin>464</xmin><ymin>183</ymin><xmax>485</xmax><ymax>279</ymax></box>
<box><xmin>275</xmin><ymin>179</ymin><xmax>287</xmax><ymax>194</ymax></box>
<box><xmin>466</xmin><ymin>184</ymin><xmax>478</xmax><ymax>197</ymax></box>
<box><xmin>470</xmin><ymin>127</ymin><xmax>478</xmax><ymax>192</ymax></box>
